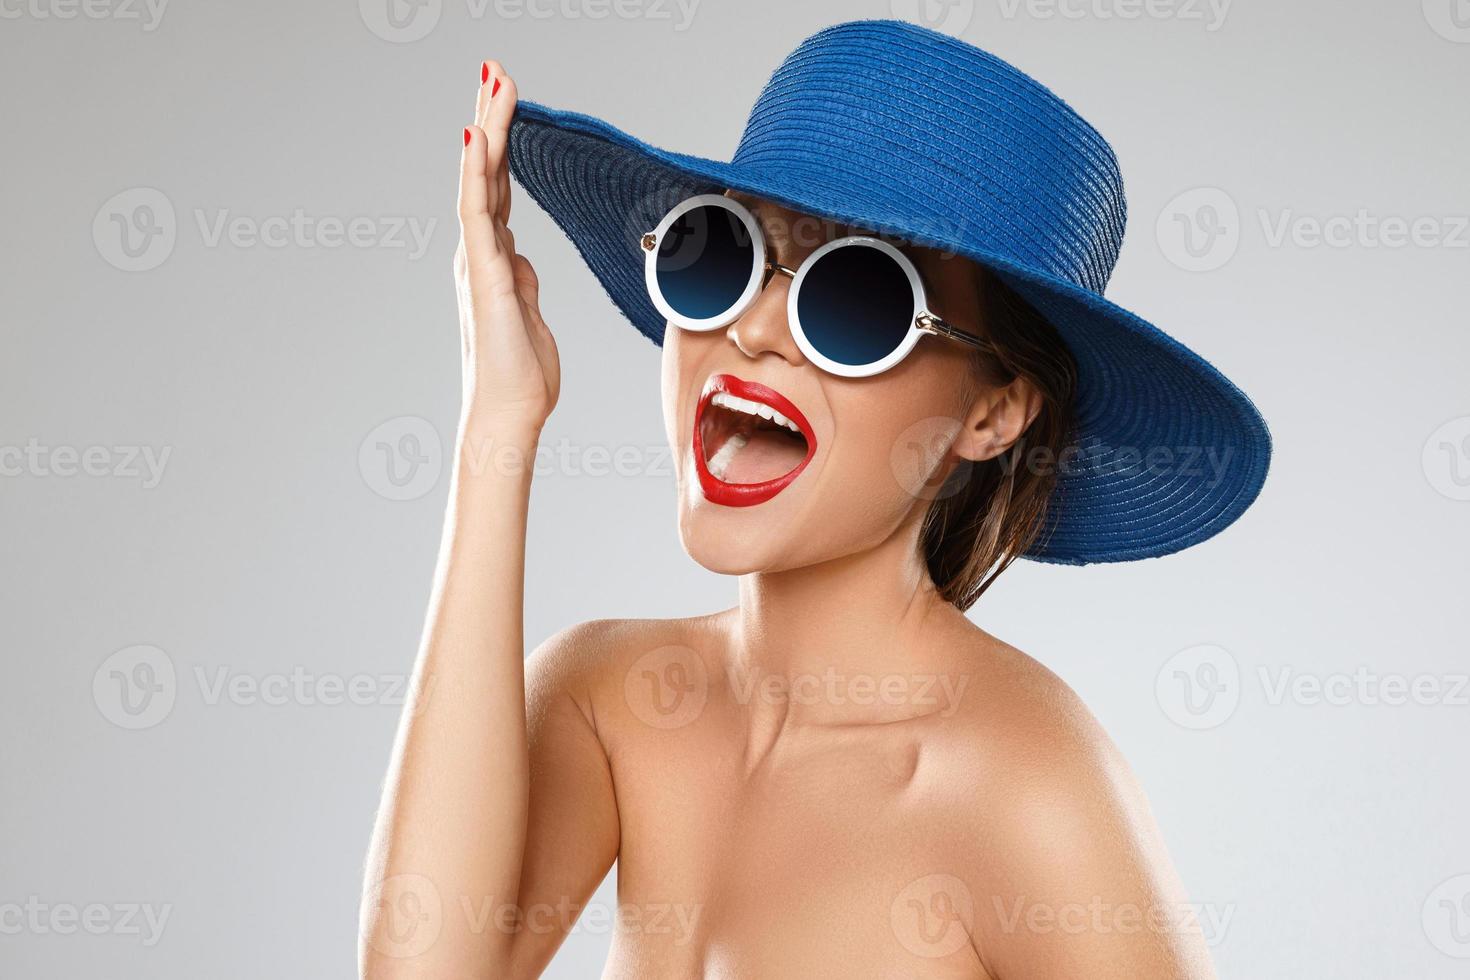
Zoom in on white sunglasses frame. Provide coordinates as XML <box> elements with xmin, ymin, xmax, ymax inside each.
<box><xmin>641</xmin><ymin>194</ymin><xmax>988</xmax><ymax>379</ymax></box>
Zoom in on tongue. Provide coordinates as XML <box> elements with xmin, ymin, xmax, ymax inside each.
<box><xmin>722</xmin><ymin>429</ymin><xmax>808</xmax><ymax>484</ymax></box>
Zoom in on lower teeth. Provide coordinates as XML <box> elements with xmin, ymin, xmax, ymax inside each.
<box><xmin>705</xmin><ymin>432</ymin><xmax>748</xmax><ymax>482</ymax></box>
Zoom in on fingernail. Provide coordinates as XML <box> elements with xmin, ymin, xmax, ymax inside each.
<box><xmin>491</xmin><ymin>77</ymin><xmax>501</xmax><ymax>97</ymax></box>
<box><xmin>463</xmin><ymin>127</ymin><xmax>472</xmax><ymax>147</ymax></box>
<box><xmin>480</xmin><ymin>62</ymin><xmax>490</xmax><ymax>85</ymax></box>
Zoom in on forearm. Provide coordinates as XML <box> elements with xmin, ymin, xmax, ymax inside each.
<box><xmin>361</xmin><ymin>422</ymin><xmax>540</xmax><ymax>976</ymax></box>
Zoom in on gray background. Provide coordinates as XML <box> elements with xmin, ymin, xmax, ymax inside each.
<box><xmin>3</xmin><ymin>0</ymin><xmax>1468</xmax><ymax>976</ymax></box>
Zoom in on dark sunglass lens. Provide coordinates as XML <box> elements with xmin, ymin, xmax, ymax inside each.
<box><xmin>654</xmin><ymin>204</ymin><xmax>756</xmax><ymax>321</ymax></box>
<box><xmin>796</xmin><ymin>245</ymin><xmax>914</xmax><ymax>367</ymax></box>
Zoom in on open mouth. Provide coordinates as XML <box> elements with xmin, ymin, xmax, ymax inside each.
<box><xmin>693</xmin><ymin>374</ymin><xmax>817</xmax><ymax>507</ymax></box>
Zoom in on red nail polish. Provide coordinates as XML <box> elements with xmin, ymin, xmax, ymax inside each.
<box><xmin>463</xmin><ymin>127</ymin><xmax>472</xmax><ymax>147</ymax></box>
<box><xmin>491</xmin><ymin>78</ymin><xmax>501</xmax><ymax>97</ymax></box>
<box><xmin>480</xmin><ymin>62</ymin><xmax>489</xmax><ymax>85</ymax></box>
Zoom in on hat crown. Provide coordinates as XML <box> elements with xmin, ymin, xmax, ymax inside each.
<box><xmin>732</xmin><ymin>20</ymin><xmax>1127</xmax><ymax>294</ymax></box>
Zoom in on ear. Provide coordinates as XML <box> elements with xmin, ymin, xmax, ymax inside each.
<box><xmin>953</xmin><ymin>376</ymin><xmax>1043</xmax><ymax>463</ymax></box>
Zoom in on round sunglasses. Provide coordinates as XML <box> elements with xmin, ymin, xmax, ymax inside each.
<box><xmin>641</xmin><ymin>194</ymin><xmax>989</xmax><ymax>378</ymax></box>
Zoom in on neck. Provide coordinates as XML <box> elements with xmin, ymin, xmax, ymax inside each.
<box><xmin>732</xmin><ymin>518</ymin><xmax>952</xmax><ymax>680</ymax></box>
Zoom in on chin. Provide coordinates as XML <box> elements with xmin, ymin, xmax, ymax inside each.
<box><xmin>668</xmin><ymin>371</ymin><xmax>823</xmax><ymax>575</ymax></box>
<box><xmin>663</xmin><ymin>369</ymin><xmax>923</xmax><ymax>579</ymax></box>
<box><xmin>674</xmin><ymin>485</ymin><xmax>807</xmax><ymax>575</ymax></box>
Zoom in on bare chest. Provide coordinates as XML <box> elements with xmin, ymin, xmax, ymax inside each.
<box><xmin>603</xmin><ymin>716</ymin><xmax>988</xmax><ymax>979</ymax></box>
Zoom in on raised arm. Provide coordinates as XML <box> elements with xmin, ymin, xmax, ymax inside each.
<box><xmin>359</xmin><ymin>61</ymin><xmax>617</xmax><ymax>979</ymax></box>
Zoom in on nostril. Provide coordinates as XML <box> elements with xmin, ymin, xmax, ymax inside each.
<box><xmin>725</xmin><ymin>279</ymin><xmax>806</xmax><ymax>366</ymax></box>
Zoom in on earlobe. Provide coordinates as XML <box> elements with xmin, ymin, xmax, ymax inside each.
<box><xmin>954</xmin><ymin>379</ymin><xmax>1043</xmax><ymax>463</ymax></box>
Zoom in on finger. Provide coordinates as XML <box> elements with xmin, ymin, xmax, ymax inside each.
<box><xmin>458</xmin><ymin>125</ymin><xmax>498</xmax><ymax>261</ymax></box>
<box><xmin>475</xmin><ymin>61</ymin><xmax>514</xmax><ymax>232</ymax></box>
<box><xmin>497</xmin><ymin>161</ymin><xmax>512</xmax><ymax>226</ymax></box>
<box><xmin>473</xmin><ymin>59</ymin><xmax>500</xmax><ymax>129</ymax></box>
<box><xmin>483</xmin><ymin>68</ymin><xmax>518</xmax><ymax>182</ymax></box>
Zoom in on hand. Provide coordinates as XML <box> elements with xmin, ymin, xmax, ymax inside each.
<box><xmin>455</xmin><ymin>61</ymin><xmax>560</xmax><ymax>436</ymax></box>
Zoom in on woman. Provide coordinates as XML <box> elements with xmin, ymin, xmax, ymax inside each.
<box><xmin>361</xmin><ymin>20</ymin><xmax>1269</xmax><ymax>979</ymax></box>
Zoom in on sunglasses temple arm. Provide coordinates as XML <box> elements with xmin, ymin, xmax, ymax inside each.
<box><xmin>916</xmin><ymin>312</ymin><xmax>992</xmax><ymax>353</ymax></box>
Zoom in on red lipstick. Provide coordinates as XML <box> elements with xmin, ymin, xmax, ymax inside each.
<box><xmin>692</xmin><ymin>374</ymin><xmax>817</xmax><ymax>507</ymax></box>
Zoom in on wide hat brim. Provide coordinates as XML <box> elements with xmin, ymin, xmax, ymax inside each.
<box><xmin>507</xmin><ymin>99</ymin><xmax>1271</xmax><ymax>565</ymax></box>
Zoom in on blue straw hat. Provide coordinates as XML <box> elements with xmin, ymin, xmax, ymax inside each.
<box><xmin>507</xmin><ymin>19</ymin><xmax>1271</xmax><ymax>564</ymax></box>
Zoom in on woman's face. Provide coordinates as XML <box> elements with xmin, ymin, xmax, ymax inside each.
<box><xmin>660</xmin><ymin>193</ymin><xmax>999</xmax><ymax>576</ymax></box>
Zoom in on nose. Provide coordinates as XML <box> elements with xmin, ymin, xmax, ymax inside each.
<box><xmin>725</xmin><ymin>265</ymin><xmax>808</xmax><ymax>366</ymax></box>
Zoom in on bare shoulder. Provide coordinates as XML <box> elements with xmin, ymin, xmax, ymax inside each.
<box><xmin>933</xmin><ymin>621</ymin><xmax>1158</xmax><ymax>849</ymax></box>
<box><xmin>927</xmin><ymin>618</ymin><xmax>1119</xmax><ymax>773</ymax></box>
<box><xmin>925</xmin><ymin>620</ymin><xmax>1209</xmax><ymax>975</ymax></box>
<box><xmin>524</xmin><ymin>611</ymin><xmax>731</xmax><ymax>719</ymax></box>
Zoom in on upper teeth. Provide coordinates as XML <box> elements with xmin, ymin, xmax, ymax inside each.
<box><xmin>711</xmin><ymin>392</ymin><xmax>801</xmax><ymax>434</ymax></box>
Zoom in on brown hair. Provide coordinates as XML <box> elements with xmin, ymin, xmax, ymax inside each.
<box><xmin>920</xmin><ymin>268</ymin><xmax>1078</xmax><ymax>611</ymax></box>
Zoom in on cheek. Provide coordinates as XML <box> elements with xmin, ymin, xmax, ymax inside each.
<box><xmin>659</xmin><ymin>325</ymin><xmax>696</xmax><ymax>452</ymax></box>
<box><xmin>822</xmin><ymin>364</ymin><xmax>973</xmax><ymax>517</ymax></box>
